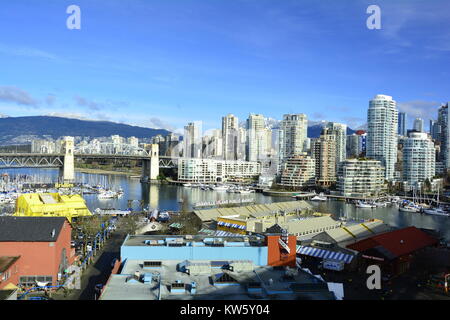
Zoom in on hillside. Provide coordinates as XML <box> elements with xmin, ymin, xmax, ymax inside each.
<box><xmin>0</xmin><ymin>116</ymin><xmax>171</xmax><ymax>145</ymax></box>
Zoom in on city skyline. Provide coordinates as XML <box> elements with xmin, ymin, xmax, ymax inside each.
<box><xmin>0</xmin><ymin>0</ymin><xmax>449</xmax><ymax>133</ymax></box>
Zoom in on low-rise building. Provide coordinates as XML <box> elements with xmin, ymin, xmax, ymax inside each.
<box><xmin>0</xmin><ymin>217</ymin><xmax>75</xmax><ymax>288</ymax></box>
<box><xmin>310</xmin><ymin>219</ymin><xmax>392</xmax><ymax>247</ymax></box>
<box><xmin>336</xmin><ymin>159</ymin><xmax>385</xmax><ymax>197</ymax></box>
<box><xmin>14</xmin><ymin>193</ymin><xmax>92</xmax><ymax>223</ymax></box>
<box><xmin>178</xmin><ymin>158</ymin><xmax>260</xmax><ymax>183</ymax></box>
<box><xmin>347</xmin><ymin>226</ymin><xmax>438</xmax><ymax>277</ymax></box>
<box><xmin>99</xmin><ymin>234</ymin><xmax>340</xmax><ymax>300</ymax></box>
<box><xmin>218</xmin><ymin>215</ymin><xmax>341</xmax><ymax>238</ymax></box>
<box><xmin>194</xmin><ymin>200</ymin><xmax>313</xmax><ymax>223</ymax></box>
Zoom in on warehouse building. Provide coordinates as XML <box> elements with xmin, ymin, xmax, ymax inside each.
<box><xmin>14</xmin><ymin>193</ymin><xmax>92</xmax><ymax>223</ymax></box>
<box><xmin>347</xmin><ymin>226</ymin><xmax>438</xmax><ymax>277</ymax></box>
<box><xmin>309</xmin><ymin>219</ymin><xmax>392</xmax><ymax>247</ymax></box>
<box><xmin>194</xmin><ymin>200</ymin><xmax>313</xmax><ymax>223</ymax></box>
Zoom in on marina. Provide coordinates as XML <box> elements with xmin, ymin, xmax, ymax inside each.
<box><xmin>1</xmin><ymin>167</ymin><xmax>450</xmax><ymax>240</ymax></box>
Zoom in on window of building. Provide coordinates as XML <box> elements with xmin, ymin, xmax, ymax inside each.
<box><xmin>19</xmin><ymin>275</ymin><xmax>53</xmax><ymax>288</ymax></box>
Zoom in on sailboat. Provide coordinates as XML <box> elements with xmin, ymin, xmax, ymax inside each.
<box><xmin>423</xmin><ymin>188</ymin><xmax>450</xmax><ymax>216</ymax></box>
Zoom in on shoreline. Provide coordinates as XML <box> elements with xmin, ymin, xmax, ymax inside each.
<box><xmin>75</xmin><ymin>167</ymin><xmax>140</xmax><ymax>177</ymax></box>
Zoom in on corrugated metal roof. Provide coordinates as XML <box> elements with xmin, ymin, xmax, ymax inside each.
<box><xmin>321</xmin><ymin>220</ymin><xmax>390</xmax><ymax>243</ymax></box>
<box><xmin>194</xmin><ymin>201</ymin><xmax>312</xmax><ymax>222</ymax></box>
<box><xmin>347</xmin><ymin>226</ymin><xmax>438</xmax><ymax>258</ymax></box>
<box><xmin>283</xmin><ymin>216</ymin><xmax>341</xmax><ymax>234</ymax></box>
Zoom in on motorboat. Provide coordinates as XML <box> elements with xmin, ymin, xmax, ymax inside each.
<box><xmin>311</xmin><ymin>193</ymin><xmax>327</xmax><ymax>201</ymax></box>
<box><xmin>239</xmin><ymin>189</ymin><xmax>255</xmax><ymax>194</ymax></box>
<box><xmin>183</xmin><ymin>183</ymin><xmax>192</xmax><ymax>187</ymax></box>
<box><xmin>98</xmin><ymin>190</ymin><xmax>118</xmax><ymax>199</ymax></box>
<box><xmin>212</xmin><ymin>185</ymin><xmax>229</xmax><ymax>191</ymax></box>
<box><xmin>398</xmin><ymin>205</ymin><xmax>421</xmax><ymax>213</ymax></box>
<box><xmin>423</xmin><ymin>207</ymin><xmax>450</xmax><ymax>217</ymax></box>
<box><xmin>355</xmin><ymin>201</ymin><xmax>376</xmax><ymax>208</ymax></box>
<box><xmin>374</xmin><ymin>201</ymin><xmax>388</xmax><ymax>207</ymax></box>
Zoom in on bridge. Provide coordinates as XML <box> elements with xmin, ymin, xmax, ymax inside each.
<box><xmin>0</xmin><ymin>137</ymin><xmax>179</xmax><ymax>183</ymax></box>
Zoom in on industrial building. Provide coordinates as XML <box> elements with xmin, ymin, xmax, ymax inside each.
<box><xmin>310</xmin><ymin>219</ymin><xmax>392</xmax><ymax>247</ymax></box>
<box><xmin>14</xmin><ymin>193</ymin><xmax>92</xmax><ymax>223</ymax></box>
<box><xmin>99</xmin><ymin>234</ymin><xmax>342</xmax><ymax>300</ymax></box>
<box><xmin>347</xmin><ymin>227</ymin><xmax>438</xmax><ymax>277</ymax></box>
<box><xmin>292</xmin><ymin>220</ymin><xmax>393</xmax><ymax>272</ymax></box>
<box><xmin>0</xmin><ymin>217</ymin><xmax>75</xmax><ymax>288</ymax></box>
<box><xmin>218</xmin><ymin>214</ymin><xmax>341</xmax><ymax>238</ymax></box>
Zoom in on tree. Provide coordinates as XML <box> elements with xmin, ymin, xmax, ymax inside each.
<box><xmin>423</xmin><ymin>178</ymin><xmax>432</xmax><ymax>193</ymax></box>
<box><xmin>120</xmin><ymin>215</ymin><xmax>139</xmax><ymax>235</ymax></box>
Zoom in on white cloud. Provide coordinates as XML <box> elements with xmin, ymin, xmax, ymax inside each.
<box><xmin>397</xmin><ymin>100</ymin><xmax>440</xmax><ymax>119</ymax></box>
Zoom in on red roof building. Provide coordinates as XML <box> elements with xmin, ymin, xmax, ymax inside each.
<box><xmin>347</xmin><ymin>227</ymin><xmax>438</xmax><ymax>277</ymax></box>
<box><xmin>0</xmin><ymin>217</ymin><xmax>75</xmax><ymax>289</ymax></box>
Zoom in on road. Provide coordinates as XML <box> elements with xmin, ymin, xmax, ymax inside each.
<box><xmin>58</xmin><ymin>228</ymin><xmax>127</xmax><ymax>300</ymax></box>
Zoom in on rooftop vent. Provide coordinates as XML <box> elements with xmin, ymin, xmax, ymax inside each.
<box><xmin>143</xmin><ymin>261</ymin><xmax>162</xmax><ymax>268</ymax></box>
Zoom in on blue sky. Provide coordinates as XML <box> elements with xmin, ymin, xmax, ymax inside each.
<box><xmin>0</xmin><ymin>0</ymin><xmax>449</xmax><ymax>133</ymax></box>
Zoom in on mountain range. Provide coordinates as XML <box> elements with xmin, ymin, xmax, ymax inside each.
<box><xmin>0</xmin><ymin>116</ymin><xmax>171</xmax><ymax>145</ymax></box>
<box><xmin>0</xmin><ymin>115</ymin><xmax>361</xmax><ymax>146</ymax></box>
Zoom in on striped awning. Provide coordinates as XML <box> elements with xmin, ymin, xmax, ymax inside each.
<box><xmin>217</xmin><ymin>221</ymin><xmax>246</xmax><ymax>230</ymax></box>
<box><xmin>214</xmin><ymin>230</ymin><xmax>240</xmax><ymax>237</ymax></box>
<box><xmin>296</xmin><ymin>246</ymin><xmax>354</xmax><ymax>264</ymax></box>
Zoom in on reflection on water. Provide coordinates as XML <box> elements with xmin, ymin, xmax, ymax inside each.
<box><xmin>2</xmin><ymin>168</ymin><xmax>450</xmax><ymax>240</ymax></box>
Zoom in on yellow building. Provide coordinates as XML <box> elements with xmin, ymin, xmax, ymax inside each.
<box><xmin>14</xmin><ymin>193</ymin><xmax>92</xmax><ymax>223</ymax></box>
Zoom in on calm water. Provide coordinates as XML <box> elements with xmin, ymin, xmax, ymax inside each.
<box><xmin>3</xmin><ymin>168</ymin><xmax>450</xmax><ymax>240</ymax></box>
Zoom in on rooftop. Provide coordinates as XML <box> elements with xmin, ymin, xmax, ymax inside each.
<box><xmin>347</xmin><ymin>226</ymin><xmax>438</xmax><ymax>259</ymax></box>
<box><xmin>194</xmin><ymin>200</ymin><xmax>313</xmax><ymax>222</ymax></box>
<box><xmin>100</xmin><ymin>259</ymin><xmax>337</xmax><ymax>300</ymax></box>
<box><xmin>0</xmin><ymin>216</ymin><xmax>67</xmax><ymax>242</ymax></box>
<box><xmin>122</xmin><ymin>234</ymin><xmax>266</xmax><ymax>247</ymax></box>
